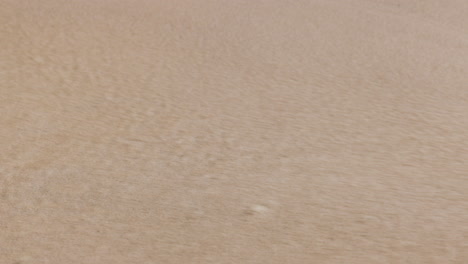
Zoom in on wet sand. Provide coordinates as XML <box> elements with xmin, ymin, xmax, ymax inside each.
<box><xmin>1</xmin><ymin>0</ymin><xmax>467</xmax><ymax>263</ymax></box>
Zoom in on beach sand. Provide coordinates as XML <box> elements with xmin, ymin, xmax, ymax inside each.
<box><xmin>1</xmin><ymin>0</ymin><xmax>467</xmax><ymax>263</ymax></box>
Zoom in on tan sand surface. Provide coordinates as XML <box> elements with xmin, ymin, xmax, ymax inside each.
<box><xmin>1</xmin><ymin>0</ymin><xmax>467</xmax><ymax>263</ymax></box>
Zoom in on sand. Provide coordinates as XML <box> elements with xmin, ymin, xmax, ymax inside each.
<box><xmin>1</xmin><ymin>0</ymin><xmax>467</xmax><ymax>263</ymax></box>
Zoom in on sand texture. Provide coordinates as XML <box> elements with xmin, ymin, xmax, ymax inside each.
<box><xmin>1</xmin><ymin>0</ymin><xmax>467</xmax><ymax>263</ymax></box>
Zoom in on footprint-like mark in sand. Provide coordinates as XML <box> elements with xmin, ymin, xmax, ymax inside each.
<box><xmin>244</xmin><ymin>204</ymin><xmax>270</xmax><ymax>216</ymax></box>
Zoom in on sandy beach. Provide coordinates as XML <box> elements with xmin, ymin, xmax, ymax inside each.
<box><xmin>1</xmin><ymin>0</ymin><xmax>467</xmax><ymax>263</ymax></box>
